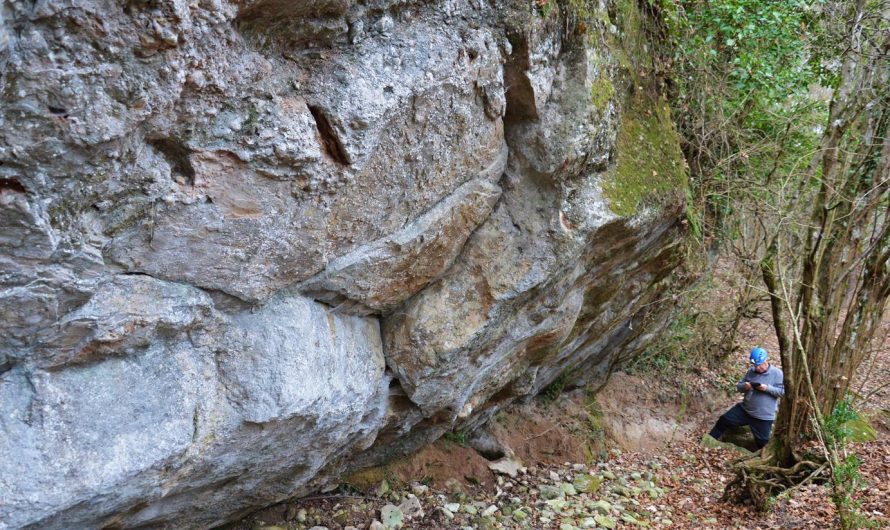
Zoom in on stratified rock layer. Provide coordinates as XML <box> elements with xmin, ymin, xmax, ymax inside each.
<box><xmin>0</xmin><ymin>0</ymin><xmax>688</xmax><ymax>528</ymax></box>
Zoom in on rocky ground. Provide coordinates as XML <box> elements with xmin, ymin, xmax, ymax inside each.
<box><xmin>229</xmin><ymin>309</ymin><xmax>890</xmax><ymax>530</ymax></box>
<box><xmin>230</xmin><ymin>412</ymin><xmax>888</xmax><ymax>530</ymax></box>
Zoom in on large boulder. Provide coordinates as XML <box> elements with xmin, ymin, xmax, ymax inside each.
<box><xmin>0</xmin><ymin>0</ymin><xmax>689</xmax><ymax>527</ymax></box>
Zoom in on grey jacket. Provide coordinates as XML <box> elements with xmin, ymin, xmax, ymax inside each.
<box><xmin>736</xmin><ymin>364</ymin><xmax>785</xmax><ymax>420</ymax></box>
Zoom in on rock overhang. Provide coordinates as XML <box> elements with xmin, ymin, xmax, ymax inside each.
<box><xmin>0</xmin><ymin>0</ymin><xmax>689</xmax><ymax>528</ymax></box>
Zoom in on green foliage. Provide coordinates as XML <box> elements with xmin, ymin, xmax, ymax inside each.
<box><xmin>627</xmin><ymin>310</ymin><xmax>695</xmax><ymax>372</ymax></box>
<box><xmin>823</xmin><ymin>396</ymin><xmax>880</xmax><ymax>530</ymax></box>
<box><xmin>442</xmin><ymin>429</ymin><xmax>468</xmax><ymax>447</ymax></box>
<box><xmin>664</xmin><ymin>0</ymin><xmax>819</xmax><ymax>108</ymax></box>
<box><xmin>824</xmin><ymin>396</ymin><xmax>863</xmax><ymax>445</ymax></box>
<box><xmin>684</xmin><ymin>189</ymin><xmax>703</xmax><ymax>241</ymax></box>
<box><xmin>541</xmin><ymin>370</ymin><xmax>574</xmax><ymax>403</ymax></box>
<box><xmin>535</xmin><ymin>0</ymin><xmax>557</xmax><ymax>17</ymax></box>
<box><xmin>655</xmin><ymin>0</ymin><xmax>829</xmax><ymax>244</ymax></box>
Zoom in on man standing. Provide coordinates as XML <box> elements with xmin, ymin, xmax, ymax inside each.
<box><xmin>708</xmin><ymin>347</ymin><xmax>785</xmax><ymax>449</ymax></box>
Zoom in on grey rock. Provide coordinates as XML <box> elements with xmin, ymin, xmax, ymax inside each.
<box><xmin>36</xmin><ymin>274</ymin><xmax>215</xmax><ymax>368</ymax></box>
<box><xmin>398</xmin><ymin>494</ymin><xmax>424</xmax><ymax>520</ymax></box>
<box><xmin>539</xmin><ymin>485</ymin><xmax>564</xmax><ymax>501</ymax></box>
<box><xmin>489</xmin><ymin>457</ymin><xmax>523</xmax><ymax>478</ymax></box>
<box><xmin>381</xmin><ymin>504</ymin><xmax>404</xmax><ymax>529</ymax></box>
<box><xmin>218</xmin><ymin>295</ymin><xmax>385</xmax><ymax>424</ymax></box>
<box><xmin>591</xmin><ymin>499</ymin><xmax>613</xmax><ymax>514</ymax></box>
<box><xmin>0</xmin><ymin>0</ymin><xmax>687</xmax><ymax>527</ymax></box>
<box><xmin>559</xmin><ymin>482</ymin><xmax>578</xmax><ymax>496</ymax></box>
<box><xmin>300</xmin><ymin>174</ymin><xmax>505</xmax><ymax>313</ymax></box>
<box><xmin>0</xmin><ymin>294</ymin><xmax>389</xmax><ymax>530</ymax></box>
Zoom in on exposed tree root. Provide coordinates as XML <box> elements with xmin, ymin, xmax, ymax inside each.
<box><xmin>722</xmin><ymin>451</ymin><xmax>827</xmax><ymax>508</ymax></box>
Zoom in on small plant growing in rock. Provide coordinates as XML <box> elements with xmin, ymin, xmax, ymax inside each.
<box><xmin>442</xmin><ymin>429</ymin><xmax>468</xmax><ymax>447</ymax></box>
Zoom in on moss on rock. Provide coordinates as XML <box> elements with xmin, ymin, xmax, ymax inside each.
<box><xmin>590</xmin><ymin>76</ymin><xmax>616</xmax><ymax>112</ymax></box>
<box><xmin>344</xmin><ymin>466</ymin><xmax>387</xmax><ymax>491</ymax></box>
<box><xmin>591</xmin><ymin>0</ymin><xmax>689</xmax><ymax>216</ymax></box>
<box><xmin>603</xmin><ymin>94</ymin><xmax>687</xmax><ymax>217</ymax></box>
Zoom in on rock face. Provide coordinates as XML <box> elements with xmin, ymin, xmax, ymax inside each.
<box><xmin>0</xmin><ymin>0</ymin><xmax>688</xmax><ymax>528</ymax></box>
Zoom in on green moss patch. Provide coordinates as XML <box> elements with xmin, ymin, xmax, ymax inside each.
<box><xmin>590</xmin><ymin>76</ymin><xmax>616</xmax><ymax>112</ymax></box>
<box><xmin>594</xmin><ymin>0</ymin><xmax>689</xmax><ymax>216</ymax></box>
<box><xmin>603</xmin><ymin>94</ymin><xmax>687</xmax><ymax>216</ymax></box>
<box><xmin>344</xmin><ymin>466</ymin><xmax>387</xmax><ymax>491</ymax></box>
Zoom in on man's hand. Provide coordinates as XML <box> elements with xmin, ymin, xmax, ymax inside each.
<box><xmin>742</xmin><ymin>382</ymin><xmax>752</xmax><ymax>391</ymax></box>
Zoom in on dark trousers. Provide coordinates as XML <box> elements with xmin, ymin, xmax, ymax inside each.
<box><xmin>709</xmin><ymin>403</ymin><xmax>774</xmax><ymax>449</ymax></box>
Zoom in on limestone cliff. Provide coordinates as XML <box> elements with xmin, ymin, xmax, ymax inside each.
<box><xmin>0</xmin><ymin>0</ymin><xmax>688</xmax><ymax>528</ymax></box>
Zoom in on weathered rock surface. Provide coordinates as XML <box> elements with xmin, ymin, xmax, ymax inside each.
<box><xmin>0</xmin><ymin>0</ymin><xmax>688</xmax><ymax>528</ymax></box>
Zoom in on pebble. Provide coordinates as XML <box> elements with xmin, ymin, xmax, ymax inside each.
<box><xmin>621</xmin><ymin>513</ymin><xmax>642</xmax><ymax>526</ymax></box>
<box><xmin>539</xmin><ymin>485</ymin><xmax>563</xmax><ymax>500</ymax></box>
<box><xmin>572</xmin><ymin>473</ymin><xmax>602</xmax><ymax>493</ymax></box>
<box><xmin>444</xmin><ymin>478</ymin><xmax>463</xmax><ymax>495</ymax></box>
<box><xmin>489</xmin><ymin>457</ymin><xmax>523</xmax><ymax>478</ymax></box>
<box><xmin>590</xmin><ymin>499</ymin><xmax>612</xmax><ymax>514</ymax></box>
<box><xmin>559</xmin><ymin>482</ymin><xmax>577</xmax><ymax>496</ymax></box>
<box><xmin>251</xmin><ymin>446</ymin><xmax>701</xmax><ymax>530</ymax></box>
<box><xmin>377</xmin><ymin>480</ymin><xmax>390</xmax><ymax>496</ymax></box>
<box><xmin>398</xmin><ymin>494</ymin><xmax>424</xmax><ymax>520</ymax></box>
<box><xmin>596</xmin><ymin>514</ymin><xmax>618</xmax><ymax>529</ymax></box>
<box><xmin>380</xmin><ymin>504</ymin><xmax>404</xmax><ymax>529</ymax></box>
